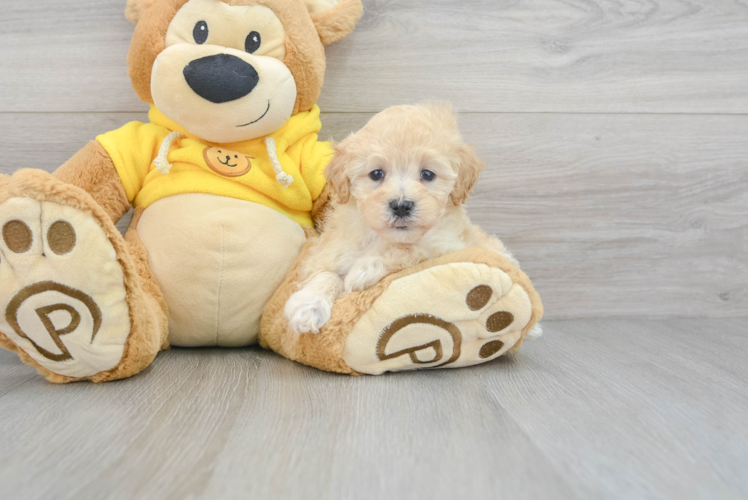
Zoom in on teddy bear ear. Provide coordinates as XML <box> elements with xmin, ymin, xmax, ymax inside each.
<box><xmin>304</xmin><ymin>0</ymin><xmax>364</xmax><ymax>46</ymax></box>
<box><xmin>125</xmin><ymin>0</ymin><xmax>160</xmax><ymax>24</ymax></box>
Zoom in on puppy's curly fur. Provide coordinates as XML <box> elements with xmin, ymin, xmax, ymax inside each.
<box><xmin>285</xmin><ymin>103</ymin><xmax>519</xmax><ymax>334</ymax></box>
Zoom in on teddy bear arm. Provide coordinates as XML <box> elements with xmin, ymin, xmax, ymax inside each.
<box><xmin>53</xmin><ymin>141</ymin><xmax>131</xmax><ymax>224</ymax></box>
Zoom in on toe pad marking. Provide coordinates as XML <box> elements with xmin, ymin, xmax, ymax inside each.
<box><xmin>47</xmin><ymin>221</ymin><xmax>76</xmax><ymax>255</ymax></box>
<box><xmin>466</xmin><ymin>285</ymin><xmax>493</xmax><ymax>311</ymax></box>
<box><xmin>3</xmin><ymin>220</ymin><xmax>32</xmax><ymax>253</ymax></box>
<box><xmin>486</xmin><ymin>311</ymin><xmax>514</xmax><ymax>333</ymax></box>
<box><xmin>479</xmin><ymin>340</ymin><xmax>505</xmax><ymax>359</ymax></box>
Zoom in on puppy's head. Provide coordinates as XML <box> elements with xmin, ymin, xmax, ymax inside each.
<box><xmin>325</xmin><ymin>103</ymin><xmax>484</xmax><ymax>245</ymax></box>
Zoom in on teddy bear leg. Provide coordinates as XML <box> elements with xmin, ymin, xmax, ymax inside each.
<box><xmin>261</xmin><ymin>245</ymin><xmax>543</xmax><ymax>375</ymax></box>
<box><xmin>0</xmin><ymin>170</ymin><xmax>168</xmax><ymax>383</ymax></box>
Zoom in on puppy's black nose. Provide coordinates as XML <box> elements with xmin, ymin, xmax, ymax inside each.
<box><xmin>390</xmin><ymin>200</ymin><xmax>415</xmax><ymax>218</ymax></box>
<box><xmin>183</xmin><ymin>54</ymin><xmax>259</xmax><ymax>104</ymax></box>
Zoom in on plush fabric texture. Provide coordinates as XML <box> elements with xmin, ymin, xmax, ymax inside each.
<box><xmin>126</xmin><ymin>0</ymin><xmax>363</xmax><ymax>113</ymax></box>
<box><xmin>53</xmin><ymin>141</ymin><xmax>131</xmax><ymax>224</ymax></box>
<box><xmin>97</xmin><ymin>105</ymin><xmax>331</xmax><ymax>226</ymax></box>
<box><xmin>342</xmin><ymin>263</ymin><xmax>535</xmax><ymax>374</ymax></box>
<box><xmin>260</xmin><ymin>239</ymin><xmax>544</xmax><ymax>375</ymax></box>
<box><xmin>311</xmin><ymin>0</ymin><xmax>364</xmax><ymax>46</ymax></box>
<box><xmin>126</xmin><ymin>0</ymin><xmax>161</xmax><ymax>23</ymax></box>
<box><xmin>137</xmin><ymin>194</ymin><xmax>306</xmax><ymax>347</ymax></box>
<box><xmin>0</xmin><ymin>198</ymin><xmax>132</xmax><ymax>377</ymax></box>
<box><xmin>0</xmin><ymin>171</ymin><xmax>168</xmax><ymax>383</ymax></box>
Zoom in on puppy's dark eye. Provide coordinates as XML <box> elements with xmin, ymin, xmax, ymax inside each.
<box><xmin>245</xmin><ymin>31</ymin><xmax>261</xmax><ymax>53</ymax></box>
<box><xmin>369</xmin><ymin>170</ymin><xmax>385</xmax><ymax>181</ymax></box>
<box><xmin>421</xmin><ymin>170</ymin><xmax>436</xmax><ymax>182</ymax></box>
<box><xmin>193</xmin><ymin>21</ymin><xmax>209</xmax><ymax>44</ymax></box>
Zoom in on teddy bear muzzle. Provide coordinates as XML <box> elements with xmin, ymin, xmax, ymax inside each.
<box><xmin>183</xmin><ymin>54</ymin><xmax>260</xmax><ymax>104</ymax></box>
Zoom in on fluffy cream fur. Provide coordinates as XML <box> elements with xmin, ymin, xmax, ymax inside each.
<box><xmin>285</xmin><ymin>103</ymin><xmax>519</xmax><ymax>334</ymax></box>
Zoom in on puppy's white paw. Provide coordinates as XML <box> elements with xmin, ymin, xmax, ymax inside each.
<box><xmin>527</xmin><ymin>324</ymin><xmax>543</xmax><ymax>340</ymax></box>
<box><xmin>344</xmin><ymin>258</ymin><xmax>390</xmax><ymax>293</ymax></box>
<box><xmin>284</xmin><ymin>289</ymin><xmax>333</xmax><ymax>334</ymax></box>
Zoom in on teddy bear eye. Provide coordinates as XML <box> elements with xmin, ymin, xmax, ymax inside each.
<box><xmin>245</xmin><ymin>31</ymin><xmax>261</xmax><ymax>54</ymax></box>
<box><xmin>193</xmin><ymin>21</ymin><xmax>209</xmax><ymax>45</ymax></box>
<box><xmin>420</xmin><ymin>170</ymin><xmax>436</xmax><ymax>182</ymax></box>
<box><xmin>369</xmin><ymin>170</ymin><xmax>385</xmax><ymax>181</ymax></box>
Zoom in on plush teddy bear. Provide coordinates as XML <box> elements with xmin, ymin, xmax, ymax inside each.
<box><xmin>0</xmin><ymin>0</ymin><xmax>543</xmax><ymax>383</ymax></box>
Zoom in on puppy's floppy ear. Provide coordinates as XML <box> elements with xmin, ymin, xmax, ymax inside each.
<box><xmin>125</xmin><ymin>0</ymin><xmax>159</xmax><ymax>24</ymax></box>
<box><xmin>305</xmin><ymin>0</ymin><xmax>364</xmax><ymax>45</ymax></box>
<box><xmin>324</xmin><ymin>143</ymin><xmax>352</xmax><ymax>204</ymax></box>
<box><xmin>450</xmin><ymin>145</ymin><xmax>485</xmax><ymax>205</ymax></box>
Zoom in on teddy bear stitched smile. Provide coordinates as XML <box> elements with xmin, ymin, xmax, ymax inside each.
<box><xmin>149</xmin><ymin>0</ymin><xmax>298</xmax><ymax>144</ymax></box>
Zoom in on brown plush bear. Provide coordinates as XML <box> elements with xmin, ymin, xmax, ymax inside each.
<box><xmin>0</xmin><ymin>0</ymin><xmax>542</xmax><ymax>383</ymax></box>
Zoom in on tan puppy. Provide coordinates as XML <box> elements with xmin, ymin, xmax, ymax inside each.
<box><xmin>285</xmin><ymin>103</ymin><xmax>519</xmax><ymax>334</ymax></box>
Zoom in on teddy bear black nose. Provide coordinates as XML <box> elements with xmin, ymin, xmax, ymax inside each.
<box><xmin>183</xmin><ymin>54</ymin><xmax>259</xmax><ymax>104</ymax></box>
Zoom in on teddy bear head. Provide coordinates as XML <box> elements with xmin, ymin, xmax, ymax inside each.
<box><xmin>125</xmin><ymin>0</ymin><xmax>362</xmax><ymax>143</ymax></box>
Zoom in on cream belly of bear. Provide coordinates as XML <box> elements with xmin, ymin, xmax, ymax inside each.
<box><xmin>137</xmin><ymin>194</ymin><xmax>306</xmax><ymax>347</ymax></box>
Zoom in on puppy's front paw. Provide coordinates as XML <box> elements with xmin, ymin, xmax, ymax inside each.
<box><xmin>344</xmin><ymin>259</ymin><xmax>390</xmax><ymax>293</ymax></box>
<box><xmin>284</xmin><ymin>289</ymin><xmax>334</xmax><ymax>334</ymax></box>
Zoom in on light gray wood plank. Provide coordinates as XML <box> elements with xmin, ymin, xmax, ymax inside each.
<box><xmin>490</xmin><ymin>317</ymin><xmax>748</xmax><ymax>499</ymax></box>
<box><xmin>1</xmin><ymin>111</ymin><xmax>746</xmax><ymax>320</ymax></box>
<box><xmin>0</xmin><ymin>113</ymin><xmax>147</xmax><ymax>175</ymax></box>
<box><xmin>462</xmin><ymin>113</ymin><xmax>748</xmax><ymax>320</ymax></box>
<box><xmin>0</xmin><ymin>318</ymin><xmax>746</xmax><ymax>499</ymax></box>
<box><xmin>0</xmin><ymin>349</ymin><xmax>36</xmax><ymax>398</ymax></box>
<box><xmin>2</xmin><ymin>0</ymin><xmax>748</xmax><ymax>113</ymax></box>
<box><xmin>1</xmin><ymin>1</ymin><xmax>144</xmax><ymax>113</ymax></box>
<box><xmin>321</xmin><ymin>0</ymin><xmax>748</xmax><ymax>113</ymax></box>
<box><xmin>0</xmin><ymin>346</ymin><xmax>576</xmax><ymax>500</ymax></box>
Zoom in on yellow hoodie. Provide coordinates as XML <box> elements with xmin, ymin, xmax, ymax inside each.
<box><xmin>96</xmin><ymin>105</ymin><xmax>331</xmax><ymax>227</ymax></box>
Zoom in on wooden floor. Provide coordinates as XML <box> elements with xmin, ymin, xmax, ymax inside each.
<box><xmin>0</xmin><ymin>318</ymin><xmax>746</xmax><ymax>500</ymax></box>
<box><xmin>1</xmin><ymin>0</ymin><xmax>747</xmax><ymax>498</ymax></box>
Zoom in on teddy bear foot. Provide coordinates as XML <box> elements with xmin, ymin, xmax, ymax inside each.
<box><xmin>0</xmin><ymin>170</ymin><xmax>166</xmax><ymax>383</ymax></box>
<box><xmin>261</xmin><ymin>246</ymin><xmax>543</xmax><ymax>375</ymax></box>
<box><xmin>342</xmin><ymin>259</ymin><xmax>540</xmax><ymax>374</ymax></box>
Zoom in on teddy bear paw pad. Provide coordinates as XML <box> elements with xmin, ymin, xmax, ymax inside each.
<box><xmin>0</xmin><ymin>198</ymin><xmax>130</xmax><ymax>378</ymax></box>
<box><xmin>343</xmin><ymin>262</ymin><xmax>534</xmax><ymax>374</ymax></box>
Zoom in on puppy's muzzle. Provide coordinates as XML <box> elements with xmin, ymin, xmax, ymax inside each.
<box><xmin>183</xmin><ymin>54</ymin><xmax>259</xmax><ymax>104</ymax></box>
<box><xmin>389</xmin><ymin>200</ymin><xmax>415</xmax><ymax>219</ymax></box>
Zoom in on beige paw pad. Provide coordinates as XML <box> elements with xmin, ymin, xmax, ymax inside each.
<box><xmin>343</xmin><ymin>262</ymin><xmax>534</xmax><ymax>375</ymax></box>
<box><xmin>0</xmin><ymin>199</ymin><xmax>130</xmax><ymax>378</ymax></box>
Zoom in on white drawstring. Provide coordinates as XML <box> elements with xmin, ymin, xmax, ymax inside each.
<box><xmin>154</xmin><ymin>132</ymin><xmax>293</xmax><ymax>189</ymax></box>
<box><xmin>153</xmin><ymin>131</ymin><xmax>184</xmax><ymax>175</ymax></box>
<box><xmin>265</xmin><ymin>137</ymin><xmax>294</xmax><ymax>188</ymax></box>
